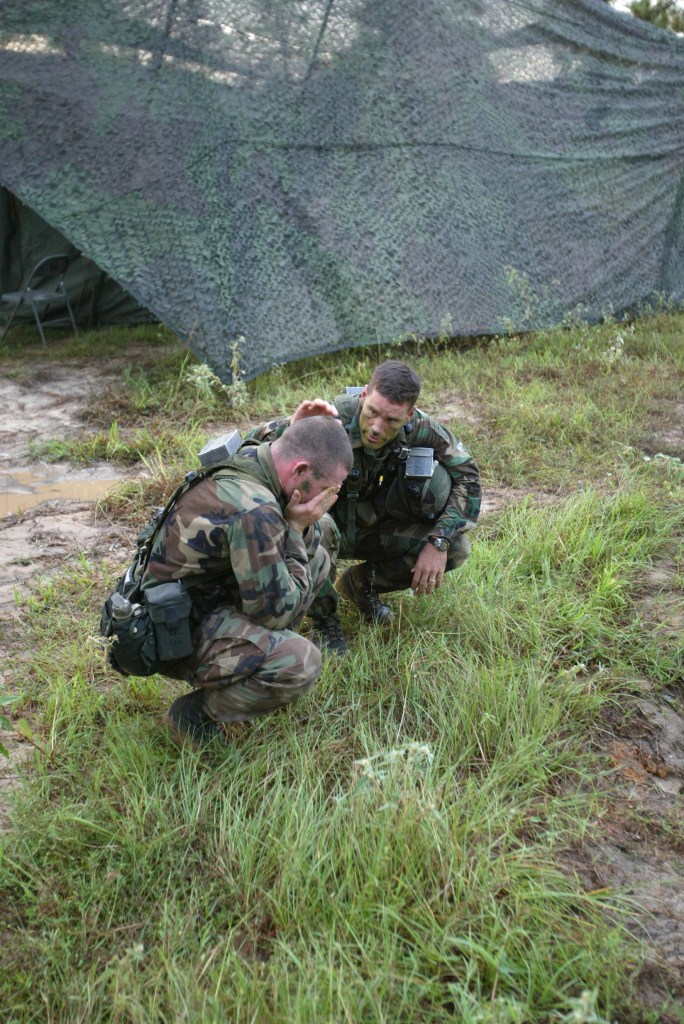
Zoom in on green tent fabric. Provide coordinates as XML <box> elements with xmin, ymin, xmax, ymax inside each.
<box><xmin>0</xmin><ymin>188</ymin><xmax>153</xmax><ymax>329</ymax></box>
<box><xmin>1</xmin><ymin>0</ymin><xmax>683</xmax><ymax>381</ymax></box>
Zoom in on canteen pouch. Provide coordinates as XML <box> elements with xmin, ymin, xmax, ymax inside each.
<box><xmin>107</xmin><ymin>603</ymin><xmax>158</xmax><ymax>676</ymax></box>
<box><xmin>100</xmin><ymin>565</ymin><xmax>159</xmax><ymax>677</ymax></box>
<box><xmin>145</xmin><ymin>581</ymin><xmax>194</xmax><ymax>662</ymax></box>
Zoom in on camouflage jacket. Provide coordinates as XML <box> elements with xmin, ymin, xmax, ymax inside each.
<box><xmin>141</xmin><ymin>445</ymin><xmax>316</xmax><ymax>630</ymax></box>
<box><xmin>245</xmin><ymin>392</ymin><xmax>481</xmax><ymax>543</ymax></box>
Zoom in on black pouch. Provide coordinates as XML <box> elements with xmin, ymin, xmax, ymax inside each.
<box><xmin>108</xmin><ymin>604</ymin><xmax>159</xmax><ymax>676</ymax></box>
<box><xmin>145</xmin><ymin>581</ymin><xmax>194</xmax><ymax>662</ymax></box>
<box><xmin>100</xmin><ymin>582</ymin><xmax>159</xmax><ymax>677</ymax></box>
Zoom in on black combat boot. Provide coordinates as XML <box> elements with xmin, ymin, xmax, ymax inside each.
<box><xmin>337</xmin><ymin>565</ymin><xmax>396</xmax><ymax>625</ymax></box>
<box><xmin>311</xmin><ymin>612</ymin><xmax>349</xmax><ymax>656</ymax></box>
<box><xmin>167</xmin><ymin>690</ymin><xmax>227</xmax><ymax>750</ymax></box>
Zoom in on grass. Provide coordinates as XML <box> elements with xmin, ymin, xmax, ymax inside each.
<box><xmin>5</xmin><ymin>310</ymin><xmax>683</xmax><ymax>499</ymax></box>
<box><xmin>1</xmin><ymin>311</ymin><xmax>683</xmax><ymax>1022</ymax></box>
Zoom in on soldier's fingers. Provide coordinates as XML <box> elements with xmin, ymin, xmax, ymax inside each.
<box><xmin>306</xmin><ymin>399</ymin><xmax>339</xmax><ymax>419</ymax></box>
<box><xmin>425</xmin><ymin>574</ymin><xmax>442</xmax><ymax>595</ymax></box>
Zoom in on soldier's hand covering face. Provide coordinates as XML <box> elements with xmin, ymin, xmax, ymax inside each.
<box><xmin>284</xmin><ymin>464</ymin><xmax>347</xmax><ymax>533</ymax></box>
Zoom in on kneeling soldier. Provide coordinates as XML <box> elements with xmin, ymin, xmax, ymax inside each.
<box><xmin>245</xmin><ymin>360</ymin><xmax>482</xmax><ymax>652</ymax></box>
<box><xmin>101</xmin><ymin>416</ymin><xmax>353</xmax><ymax>749</ymax></box>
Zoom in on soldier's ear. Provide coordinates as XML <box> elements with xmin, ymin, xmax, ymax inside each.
<box><xmin>292</xmin><ymin>461</ymin><xmax>310</xmax><ymax>480</ymax></box>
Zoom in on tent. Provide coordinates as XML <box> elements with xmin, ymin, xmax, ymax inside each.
<box><xmin>0</xmin><ymin>187</ymin><xmax>153</xmax><ymax>329</ymax></box>
<box><xmin>1</xmin><ymin>0</ymin><xmax>683</xmax><ymax>381</ymax></box>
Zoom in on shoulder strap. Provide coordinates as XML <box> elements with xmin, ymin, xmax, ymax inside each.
<box><xmin>133</xmin><ymin>452</ymin><xmax>270</xmax><ymax>582</ymax></box>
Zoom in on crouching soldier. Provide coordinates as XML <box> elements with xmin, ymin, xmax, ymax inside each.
<box><xmin>100</xmin><ymin>417</ymin><xmax>353</xmax><ymax>749</ymax></box>
<box><xmin>245</xmin><ymin>360</ymin><xmax>482</xmax><ymax>654</ymax></box>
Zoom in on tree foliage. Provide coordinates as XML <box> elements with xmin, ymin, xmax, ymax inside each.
<box><xmin>627</xmin><ymin>0</ymin><xmax>684</xmax><ymax>31</ymax></box>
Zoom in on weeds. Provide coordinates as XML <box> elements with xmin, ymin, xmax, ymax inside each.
<box><xmin>184</xmin><ymin>337</ymin><xmax>248</xmax><ymax>410</ymax></box>
<box><xmin>2</xmin><ymin>478</ymin><xmax>682</xmax><ymax>1020</ymax></box>
<box><xmin>0</xmin><ymin>693</ymin><xmax>21</xmax><ymax>757</ymax></box>
<box><xmin>0</xmin><ymin>311</ymin><xmax>682</xmax><ymax>1021</ymax></box>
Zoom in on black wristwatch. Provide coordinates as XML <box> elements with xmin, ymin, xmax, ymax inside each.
<box><xmin>428</xmin><ymin>536</ymin><xmax>449</xmax><ymax>552</ymax></box>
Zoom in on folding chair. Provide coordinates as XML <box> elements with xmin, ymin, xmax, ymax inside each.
<box><xmin>1</xmin><ymin>253</ymin><xmax>79</xmax><ymax>347</ymax></box>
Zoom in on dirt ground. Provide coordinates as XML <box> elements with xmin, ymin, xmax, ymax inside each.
<box><xmin>0</xmin><ymin>359</ymin><xmax>682</xmax><ymax>1017</ymax></box>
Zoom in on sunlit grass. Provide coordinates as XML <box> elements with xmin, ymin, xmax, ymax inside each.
<box><xmin>2</xmin><ymin>480</ymin><xmax>682</xmax><ymax>1021</ymax></box>
<box><xmin>0</xmin><ymin>310</ymin><xmax>682</xmax><ymax>1021</ymax></box>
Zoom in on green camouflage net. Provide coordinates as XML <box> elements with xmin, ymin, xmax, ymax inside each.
<box><xmin>1</xmin><ymin>0</ymin><xmax>683</xmax><ymax>380</ymax></box>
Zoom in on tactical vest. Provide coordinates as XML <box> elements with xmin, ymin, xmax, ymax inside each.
<box><xmin>332</xmin><ymin>393</ymin><xmax>451</xmax><ymax>547</ymax></box>
<box><xmin>99</xmin><ymin>451</ymin><xmax>277</xmax><ymax>677</ymax></box>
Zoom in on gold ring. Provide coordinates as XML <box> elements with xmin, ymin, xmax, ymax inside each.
<box><xmin>428</xmin><ymin>578</ymin><xmax>436</xmax><ymax>582</ymax></box>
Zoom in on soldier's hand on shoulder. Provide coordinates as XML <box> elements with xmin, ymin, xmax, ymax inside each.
<box><xmin>291</xmin><ymin>399</ymin><xmax>340</xmax><ymax>423</ymax></box>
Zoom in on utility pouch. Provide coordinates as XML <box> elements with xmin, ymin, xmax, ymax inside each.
<box><xmin>405</xmin><ymin>447</ymin><xmax>435</xmax><ymax>479</ymax></box>
<box><xmin>100</xmin><ymin>571</ymin><xmax>159</xmax><ymax>677</ymax></box>
<box><xmin>108</xmin><ymin>604</ymin><xmax>158</xmax><ymax>676</ymax></box>
<box><xmin>385</xmin><ymin>455</ymin><xmax>451</xmax><ymax>524</ymax></box>
<box><xmin>144</xmin><ymin>581</ymin><xmax>194</xmax><ymax>662</ymax></box>
<box><xmin>100</xmin><ymin>470</ymin><xmax>203</xmax><ymax>676</ymax></box>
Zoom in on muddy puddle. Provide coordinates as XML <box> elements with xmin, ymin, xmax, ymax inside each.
<box><xmin>0</xmin><ymin>462</ymin><xmax>123</xmax><ymax>518</ymax></box>
<box><xmin>0</xmin><ymin>358</ymin><xmax>138</xmax><ymax>618</ymax></box>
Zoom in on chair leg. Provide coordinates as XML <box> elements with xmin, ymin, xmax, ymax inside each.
<box><xmin>0</xmin><ymin>300</ymin><xmax>22</xmax><ymax>342</ymax></box>
<box><xmin>64</xmin><ymin>294</ymin><xmax>79</xmax><ymax>337</ymax></box>
<box><xmin>31</xmin><ymin>300</ymin><xmax>48</xmax><ymax>348</ymax></box>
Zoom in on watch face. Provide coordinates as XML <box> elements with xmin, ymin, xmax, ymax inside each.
<box><xmin>431</xmin><ymin>537</ymin><xmax>448</xmax><ymax>551</ymax></box>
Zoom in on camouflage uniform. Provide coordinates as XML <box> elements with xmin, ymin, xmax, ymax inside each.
<box><xmin>141</xmin><ymin>444</ymin><xmax>340</xmax><ymax>722</ymax></box>
<box><xmin>245</xmin><ymin>392</ymin><xmax>481</xmax><ymax>618</ymax></box>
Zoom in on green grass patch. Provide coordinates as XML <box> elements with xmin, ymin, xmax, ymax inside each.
<box><xmin>9</xmin><ymin>310</ymin><xmax>684</xmax><ymax>500</ymax></box>
<box><xmin>0</xmin><ymin>322</ymin><xmax>176</xmax><ymax>366</ymax></box>
<box><xmin>1</xmin><ymin>311</ymin><xmax>682</xmax><ymax>1020</ymax></box>
<box><xmin>2</xmin><ymin>479</ymin><xmax>681</xmax><ymax>1021</ymax></box>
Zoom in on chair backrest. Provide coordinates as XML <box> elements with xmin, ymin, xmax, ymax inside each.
<box><xmin>27</xmin><ymin>254</ymin><xmax>70</xmax><ymax>289</ymax></box>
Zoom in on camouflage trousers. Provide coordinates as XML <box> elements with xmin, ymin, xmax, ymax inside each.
<box><xmin>167</xmin><ymin>517</ymin><xmax>338</xmax><ymax>723</ymax></box>
<box><xmin>309</xmin><ymin>515</ymin><xmax>472</xmax><ymax>620</ymax></box>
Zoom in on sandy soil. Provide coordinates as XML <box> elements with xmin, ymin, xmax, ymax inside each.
<box><xmin>0</xmin><ymin>361</ymin><xmax>134</xmax><ymax>618</ymax></box>
<box><xmin>0</xmin><ymin>359</ymin><xmax>682</xmax><ymax>1014</ymax></box>
<box><xmin>0</xmin><ymin>360</ymin><xmax>136</xmax><ymax>829</ymax></box>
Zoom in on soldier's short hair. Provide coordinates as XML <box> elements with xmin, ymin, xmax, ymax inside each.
<box><xmin>368</xmin><ymin>360</ymin><xmax>421</xmax><ymax>407</ymax></box>
<box><xmin>277</xmin><ymin>415</ymin><xmax>353</xmax><ymax>479</ymax></box>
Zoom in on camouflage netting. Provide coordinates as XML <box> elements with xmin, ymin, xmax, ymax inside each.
<box><xmin>1</xmin><ymin>0</ymin><xmax>683</xmax><ymax>381</ymax></box>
